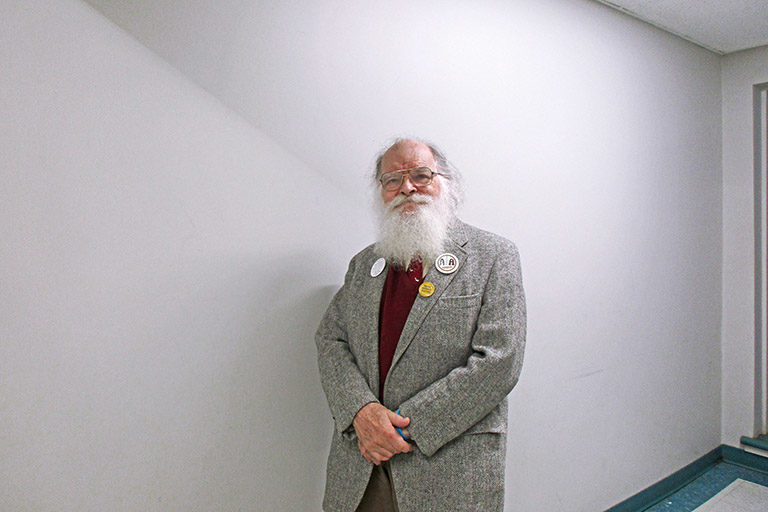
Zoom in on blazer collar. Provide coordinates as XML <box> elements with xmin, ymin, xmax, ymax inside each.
<box><xmin>447</xmin><ymin>217</ymin><xmax>469</xmax><ymax>248</ymax></box>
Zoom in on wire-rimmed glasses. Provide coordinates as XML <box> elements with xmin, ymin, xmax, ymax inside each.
<box><xmin>379</xmin><ymin>167</ymin><xmax>444</xmax><ymax>191</ymax></box>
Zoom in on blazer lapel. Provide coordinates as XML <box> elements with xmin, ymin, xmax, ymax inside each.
<box><xmin>359</xmin><ymin>252</ymin><xmax>387</xmax><ymax>396</ymax></box>
<box><xmin>389</xmin><ymin>220</ymin><xmax>470</xmax><ymax>372</ymax></box>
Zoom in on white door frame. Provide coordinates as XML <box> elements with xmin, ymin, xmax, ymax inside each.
<box><xmin>754</xmin><ymin>82</ymin><xmax>768</xmax><ymax>436</ymax></box>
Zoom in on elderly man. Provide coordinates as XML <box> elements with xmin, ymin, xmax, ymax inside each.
<box><xmin>316</xmin><ymin>138</ymin><xmax>526</xmax><ymax>512</ymax></box>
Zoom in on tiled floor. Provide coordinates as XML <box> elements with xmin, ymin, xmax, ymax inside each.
<box><xmin>644</xmin><ymin>462</ymin><xmax>768</xmax><ymax>511</ymax></box>
<box><xmin>693</xmin><ymin>479</ymin><xmax>768</xmax><ymax>512</ymax></box>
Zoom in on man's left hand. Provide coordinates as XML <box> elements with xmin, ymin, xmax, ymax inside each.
<box><xmin>352</xmin><ymin>403</ymin><xmax>413</xmax><ymax>465</ymax></box>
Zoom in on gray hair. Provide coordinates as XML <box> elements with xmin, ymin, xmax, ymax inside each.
<box><xmin>373</xmin><ymin>137</ymin><xmax>464</xmax><ymax>211</ymax></box>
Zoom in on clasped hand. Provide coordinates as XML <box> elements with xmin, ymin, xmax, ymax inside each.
<box><xmin>352</xmin><ymin>403</ymin><xmax>412</xmax><ymax>465</ymax></box>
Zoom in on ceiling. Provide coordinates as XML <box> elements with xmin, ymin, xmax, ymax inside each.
<box><xmin>79</xmin><ymin>0</ymin><xmax>766</xmax><ymax>194</ymax></box>
<box><xmin>594</xmin><ymin>0</ymin><xmax>768</xmax><ymax>54</ymax></box>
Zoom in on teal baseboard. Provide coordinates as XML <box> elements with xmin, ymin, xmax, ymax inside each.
<box><xmin>604</xmin><ymin>445</ymin><xmax>768</xmax><ymax>512</ymax></box>
<box><xmin>740</xmin><ymin>435</ymin><xmax>768</xmax><ymax>453</ymax></box>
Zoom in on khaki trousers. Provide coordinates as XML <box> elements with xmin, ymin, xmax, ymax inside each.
<box><xmin>355</xmin><ymin>461</ymin><xmax>399</xmax><ymax>512</ymax></box>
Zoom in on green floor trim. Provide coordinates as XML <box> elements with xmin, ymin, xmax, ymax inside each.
<box><xmin>726</xmin><ymin>442</ymin><xmax>768</xmax><ymax>472</ymax></box>
<box><xmin>605</xmin><ymin>445</ymin><xmax>768</xmax><ymax>511</ymax></box>
<box><xmin>740</xmin><ymin>435</ymin><xmax>768</xmax><ymax>454</ymax></box>
<box><xmin>605</xmin><ymin>444</ymin><xmax>768</xmax><ymax>511</ymax></box>
<box><xmin>604</xmin><ymin>446</ymin><xmax>723</xmax><ymax>512</ymax></box>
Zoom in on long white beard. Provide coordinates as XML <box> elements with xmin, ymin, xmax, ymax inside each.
<box><xmin>375</xmin><ymin>193</ymin><xmax>453</xmax><ymax>268</ymax></box>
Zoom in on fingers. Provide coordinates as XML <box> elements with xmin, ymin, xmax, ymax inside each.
<box><xmin>358</xmin><ymin>426</ymin><xmax>410</xmax><ymax>462</ymax></box>
<box><xmin>353</xmin><ymin>403</ymin><xmax>413</xmax><ymax>463</ymax></box>
<box><xmin>387</xmin><ymin>430</ymin><xmax>412</xmax><ymax>454</ymax></box>
<box><xmin>361</xmin><ymin>437</ymin><xmax>410</xmax><ymax>464</ymax></box>
<box><xmin>358</xmin><ymin>439</ymin><xmax>395</xmax><ymax>465</ymax></box>
<box><xmin>387</xmin><ymin>410</ymin><xmax>411</xmax><ymax>429</ymax></box>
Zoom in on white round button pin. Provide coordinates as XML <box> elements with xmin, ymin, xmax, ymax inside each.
<box><xmin>435</xmin><ymin>253</ymin><xmax>459</xmax><ymax>274</ymax></box>
<box><xmin>370</xmin><ymin>258</ymin><xmax>386</xmax><ymax>277</ymax></box>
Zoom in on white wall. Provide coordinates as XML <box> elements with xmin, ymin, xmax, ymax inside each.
<box><xmin>721</xmin><ymin>45</ymin><xmax>768</xmax><ymax>446</ymax></box>
<box><xmin>2</xmin><ymin>1</ymin><xmax>725</xmax><ymax>511</ymax></box>
<box><xmin>0</xmin><ymin>2</ymin><xmax>370</xmax><ymax>510</ymax></box>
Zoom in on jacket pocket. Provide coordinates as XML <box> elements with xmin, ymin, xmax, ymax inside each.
<box><xmin>438</xmin><ymin>293</ymin><xmax>481</xmax><ymax>308</ymax></box>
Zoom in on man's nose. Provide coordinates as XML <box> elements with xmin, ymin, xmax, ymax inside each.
<box><xmin>399</xmin><ymin>175</ymin><xmax>417</xmax><ymax>195</ymax></box>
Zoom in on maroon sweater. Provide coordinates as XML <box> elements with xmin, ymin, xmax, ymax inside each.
<box><xmin>378</xmin><ymin>259</ymin><xmax>422</xmax><ymax>400</ymax></box>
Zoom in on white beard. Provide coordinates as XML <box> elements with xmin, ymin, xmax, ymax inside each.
<box><xmin>374</xmin><ymin>193</ymin><xmax>453</xmax><ymax>268</ymax></box>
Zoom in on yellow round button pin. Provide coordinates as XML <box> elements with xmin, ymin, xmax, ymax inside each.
<box><xmin>419</xmin><ymin>282</ymin><xmax>435</xmax><ymax>297</ymax></box>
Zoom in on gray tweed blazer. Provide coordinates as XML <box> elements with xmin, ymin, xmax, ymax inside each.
<box><xmin>315</xmin><ymin>219</ymin><xmax>526</xmax><ymax>512</ymax></box>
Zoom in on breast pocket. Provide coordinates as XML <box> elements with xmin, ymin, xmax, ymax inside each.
<box><xmin>438</xmin><ymin>293</ymin><xmax>482</xmax><ymax>308</ymax></box>
<box><xmin>422</xmin><ymin>293</ymin><xmax>482</xmax><ymax>354</ymax></box>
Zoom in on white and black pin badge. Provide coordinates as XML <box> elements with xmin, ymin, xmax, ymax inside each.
<box><xmin>435</xmin><ymin>253</ymin><xmax>459</xmax><ymax>274</ymax></box>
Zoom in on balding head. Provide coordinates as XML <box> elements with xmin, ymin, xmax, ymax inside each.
<box><xmin>378</xmin><ymin>139</ymin><xmax>434</xmax><ymax>175</ymax></box>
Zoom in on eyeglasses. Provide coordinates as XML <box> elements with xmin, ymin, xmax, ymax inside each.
<box><xmin>379</xmin><ymin>167</ymin><xmax>444</xmax><ymax>191</ymax></box>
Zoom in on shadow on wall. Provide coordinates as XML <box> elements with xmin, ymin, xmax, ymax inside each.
<box><xmin>192</xmin><ymin>253</ymin><xmax>340</xmax><ymax>508</ymax></box>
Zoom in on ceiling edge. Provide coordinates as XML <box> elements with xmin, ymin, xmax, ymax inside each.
<box><xmin>592</xmin><ymin>0</ymin><xmax>725</xmax><ymax>55</ymax></box>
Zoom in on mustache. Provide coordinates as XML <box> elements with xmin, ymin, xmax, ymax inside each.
<box><xmin>386</xmin><ymin>194</ymin><xmax>433</xmax><ymax>211</ymax></box>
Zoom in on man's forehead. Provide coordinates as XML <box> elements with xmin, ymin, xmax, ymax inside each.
<box><xmin>381</xmin><ymin>140</ymin><xmax>435</xmax><ymax>170</ymax></box>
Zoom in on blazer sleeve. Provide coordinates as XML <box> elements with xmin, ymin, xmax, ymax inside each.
<box><xmin>397</xmin><ymin>240</ymin><xmax>526</xmax><ymax>457</ymax></box>
<box><xmin>315</xmin><ymin>256</ymin><xmax>379</xmax><ymax>436</ymax></box>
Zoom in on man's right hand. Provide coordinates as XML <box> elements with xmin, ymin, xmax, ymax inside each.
<box><xmin>352</xmin><ymin>403</ymin><xmax>413</xmax><ymax>465</ymax></box>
